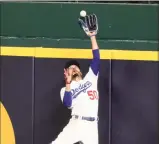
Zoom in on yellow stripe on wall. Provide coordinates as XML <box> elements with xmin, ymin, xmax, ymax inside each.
<box><xmin>0</xmin><ymin>46</ymin><xmax>158</xmax><ymax>61</ymax></box>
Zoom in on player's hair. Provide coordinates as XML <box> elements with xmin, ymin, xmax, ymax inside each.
<box><xmin>64</xmin><ymin>60</ymin><xmax>80</xmax><ymax>69</ymax></box>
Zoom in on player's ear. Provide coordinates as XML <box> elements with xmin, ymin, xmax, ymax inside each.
<box><xmin>80</xmin><ymin>71</ymin><xmax>83</xmax><ymax>76</ymax></box>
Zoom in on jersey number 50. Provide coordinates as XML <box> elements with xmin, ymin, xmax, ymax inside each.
<box><xmin>87</xmin><ymin>90</ymin><xmax>99</xmax><ymax>100</ymax></box>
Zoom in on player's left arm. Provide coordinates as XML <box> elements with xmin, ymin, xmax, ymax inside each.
<box><xmin>78</xmin><ymin>13</ymin><xmax>100</xmax><ymax>77</ymax></box>
<box><xmin>90</xmin><ymin>35</ymin><xmax>100</xmax><ymax>76</ymax></box>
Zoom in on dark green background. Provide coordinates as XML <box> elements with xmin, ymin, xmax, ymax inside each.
<box><xmin>1</xmin><ymin>2</ymin><xmax>158</xmax><ymax>52</ymax></box>
<box><xmin>1</xmin><ymin>2</ymin><xmax>158</xmax><ymax>40</ymax></box>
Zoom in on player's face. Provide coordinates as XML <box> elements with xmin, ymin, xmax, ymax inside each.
<box><xmin>68</xmin><ymin>65</ymin><xmax>82</xmax><ymax>77</ymax></box>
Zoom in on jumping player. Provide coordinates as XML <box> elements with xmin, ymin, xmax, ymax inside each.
<box><xmin>51</xmin><ymin>14</ymin><xmax>99</xmax><ymax>144</ymax></box>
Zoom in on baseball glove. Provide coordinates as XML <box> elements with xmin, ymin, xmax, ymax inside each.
<box><xmin>78</xmin><ymin>14</ymin><xmax>98</xmax><ymax>37</ymax></box>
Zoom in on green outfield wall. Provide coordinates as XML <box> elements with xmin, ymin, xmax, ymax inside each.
<box><xmin>1</xmin><ymin>2</ymin><xmax>158</xmax><ymax>40</ymax></box>
<box><xmin>0</xmin><ymin>2</ymin><xmax>158</xmax><ymax>144</ymax></box>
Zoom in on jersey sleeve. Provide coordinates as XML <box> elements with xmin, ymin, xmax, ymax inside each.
<box><xmin>60</xmin><ymin>87</ymin><xmax>66</xmax><ymax>102</ymax></box>
<box><xmin>60</xmin><ymin>87</ymin><xmax>73</xmax><ymax>109</ymax></box>
<box><xmin>90</xmin><ymin>49</ymin><xmax>100</xmax><ymax>76</ymax></box>
<box><xmin>85</xmin><ymin>49</ymin><xmax>100</xmax><ymax>80</ymax></box>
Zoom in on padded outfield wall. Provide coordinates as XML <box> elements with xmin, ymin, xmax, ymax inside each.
<box><xmin>0</xmin><ymin>2</ymin><xmax>158</xmax><ymax>144</ymax></box>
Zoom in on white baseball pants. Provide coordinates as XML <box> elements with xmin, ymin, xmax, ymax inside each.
<box><xmin>50</xmin><ymin>117</ymin><xmax>98</xmax><ymax>144</ymax></box>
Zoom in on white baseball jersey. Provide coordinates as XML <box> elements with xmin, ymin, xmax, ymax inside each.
<box><xmin>60</xmin><ymin>67</ymin><xmax>99</xmax><ymax>117</ymax></box>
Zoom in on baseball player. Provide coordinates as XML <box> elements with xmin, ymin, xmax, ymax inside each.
<box><xmin>51</xmin><ymin>14</ymin><xmax>100</xmax><ymax>144</ymax></box>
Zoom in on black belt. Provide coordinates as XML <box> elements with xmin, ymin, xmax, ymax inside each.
<box><xmin>72</xmin><ymin>115</ymin><xmax>99</xmax><ymax>121</ymax></box>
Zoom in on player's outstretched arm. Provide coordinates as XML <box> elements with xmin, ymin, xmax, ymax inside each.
<box><xmin>78</xmin><ymin>13</ymin><xmax>100</xmax><ymax>76</ymax></box>
<box><xmin>90</xmin><ymin>35</ymin><xmax>100</xmax><ymax>76</ymax></box>
<box><xmin>90</xmin><ymin>35</ymin><xmax>99</xmax><ymax>50</ymax></box>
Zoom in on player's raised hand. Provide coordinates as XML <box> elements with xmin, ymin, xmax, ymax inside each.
<box><xmin>64</xmin><ymin>68</ymin><xmax>73</xmax><ymax>84</ymax></box>
<box><xmin>78</xmin><ymin>13</ymin><xmax>98</xmax><ymax>37</ymax></box>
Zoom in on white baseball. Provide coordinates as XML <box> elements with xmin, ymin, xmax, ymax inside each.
<box><xmin>80</xmin><ymin>10</ymin><xmax>87</xmax><ymax>17</ymax></box>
